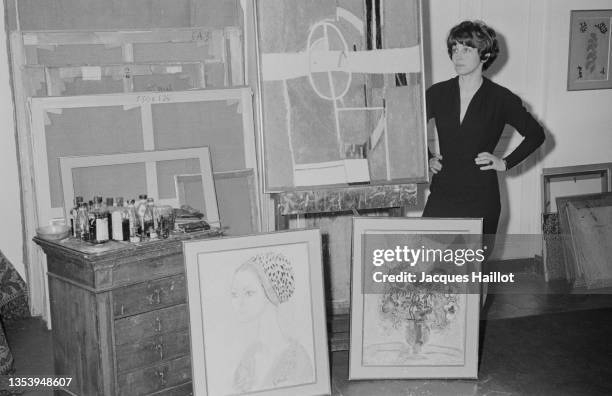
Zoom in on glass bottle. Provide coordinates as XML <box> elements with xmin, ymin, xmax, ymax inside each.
<box><xmin>127</xmin><ymin>200</ymin><xmax>140</xmax><ymax>243</ymax></box>
<box><xmin>143</xmin><ymin>198</ymin><xmax>157</xmax><ymax>240</ymax></box>
<box><xmin>120</xmin><ymin>200</ymin><xmax>130</xmax><ymax>241</ymax></box>
<box><xmin>71</xmin><ymin>196</ymin><xmax>84</xmax><ymax>237</ymax></box>
<box><xmin>90</xmin><ymin>196</ymin><xmax>109</xmax><ymax>244</ymax></box>
<box><xmin>75</xmin><ymin>202</ymin><xmax>89</xmax><ymax>241</ymax></box>
<box><xmin>106</xmin><ymin>197</ymin><xmax>114</xmax><ymax>239</ymax></box>
<box><xmin>111</xmin><ymin>197</ymin><xmax>129</xmax><ymax>241</ymax></box>
<box><xmin>136</xmin><ymin>194</ymin><xmax>148</xmax><ymax>237</ymax></box>
<box><xmin>87</xmin><ymin>200</ymin><xmax>95</xmax><ymax>241</ymax></box>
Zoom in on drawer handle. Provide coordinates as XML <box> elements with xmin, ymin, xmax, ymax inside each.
<box><xmin>154</xmin><ymin>317</ymin><xmax>162</xmax><ymax>333</ymax></box>
<box><xmin>148</xmin><ymin>289</ymin><xmax>162</xmax><ymax>305</ymax></box>
<box><xmin>155</xmin><ymin>368</ymin><xmax>168</xmax><ymax>387</ymax></box>
<box><xmin>120</xmin><ymin>304</ymin><xmax>125</xmax><ymax>316</ymax></box>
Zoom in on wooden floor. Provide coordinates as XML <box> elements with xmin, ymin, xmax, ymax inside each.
<box><xmin>5</xmin><ymin>259</ymin><xmax>612</xmax><ymax>396</ymax></box>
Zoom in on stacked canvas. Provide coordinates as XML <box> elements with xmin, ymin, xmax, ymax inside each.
<box><xmin>557</xmin><ymin>192</ymin><xmax>612</xmax><ymax>289</ymax></box>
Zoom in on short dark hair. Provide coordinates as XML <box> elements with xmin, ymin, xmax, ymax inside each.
<box><xmin>447</xmin><ymin>20</ymin><xmax>499</xmax><ymax>71</ymax></box>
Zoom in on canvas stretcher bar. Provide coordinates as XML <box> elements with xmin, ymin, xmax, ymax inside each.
<box><xmin>23</xmin><ymin>62</ymin><xmax>207</xmax><ymax>96</ymax></box>
<box><xmin>21</xmin><ymin>26</ymin><xmax>241</xmax><ymax>47</ymax></box>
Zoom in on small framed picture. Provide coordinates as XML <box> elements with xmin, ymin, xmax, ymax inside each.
<box><xmin>349</xmin><ymin>217</ymin><xmax>483</xmax><ymax>379</ymax></box>
<box><xmin>567</xmin><ymin>10</ymin><xmax>612</xmax><ymax>90</ymax></box>
<box><xmin>183</xmin><ymin>229</ymin><xmax>330</xmax><ymax>396</ymax></box>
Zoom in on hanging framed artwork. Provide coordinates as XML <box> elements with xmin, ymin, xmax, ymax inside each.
<box><xmin>349</xmin><ymin>217</ymin><xmax>483</xmax><ymax>379</ymax></box>
<box><xmin>567</xmin><ymin>9</ymin><xmax>612</xmax><ymax>90</ymax></box>
<box><xmin>255</xmin><ymin>0</ymin><xmax>428</xmax><ymax>191</ymax></box>
<box><xmin>183</xmin><ymin>229</ymin><xmax>331</xmax><ymax>396</ymax></box>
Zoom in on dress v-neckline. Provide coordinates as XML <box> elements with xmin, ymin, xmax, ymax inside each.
<box><xmin>456</xmin><ymin>76</ymin><xmax>485</xmax><ymax>128</ymax></box>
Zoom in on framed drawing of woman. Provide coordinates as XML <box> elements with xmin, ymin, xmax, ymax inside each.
<box><xmin>183</xmin><ymin>229</ymin><xmax>330</xmax><ymax>396</ymax></box>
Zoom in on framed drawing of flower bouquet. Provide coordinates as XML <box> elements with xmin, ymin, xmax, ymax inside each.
<box><xmin>349</xmin><ymin>217</ymin><xmax>483</xmax><ymax>379</ymax></box>
<box><xmin>183</xmin><ymin>229</ymin><xmax>330</xmax><ymax>396</ymax></box>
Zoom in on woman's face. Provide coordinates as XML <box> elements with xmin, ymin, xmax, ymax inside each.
<box><xmin>451</xmin><ymin>43</ymin><xmax>483</xmax><ymax>77</ymax></box>
<box><xmin>231</xmin><ymin>269</ymin><xmax>270</xmax><ymax>322</ymax></box>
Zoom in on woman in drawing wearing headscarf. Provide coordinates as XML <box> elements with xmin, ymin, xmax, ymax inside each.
<box><xmin>230</xmin><ymin>252</ymin><xmax>314</xmax><ymax>393</ymax></box>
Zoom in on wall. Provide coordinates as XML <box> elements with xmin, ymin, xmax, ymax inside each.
<box><xmin>542</xmin><ymin>0</ymin><xmax>612</xmax><ymax>168</ymax></box>
<box><xmin>0</xmin><ymin>2</ymin><xmax>25</xmax><ymax>278</ymax></box>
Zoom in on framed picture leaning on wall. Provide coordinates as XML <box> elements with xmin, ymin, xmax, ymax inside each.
<box><xmin>349</xmin><ymin>217</ymin><xmax>483</xmax><ymax>379</ymax></box>
<box><xmin>183</xmin><ymin>229</ymin><xmax>330</xmax><ymax>396</ymax></box>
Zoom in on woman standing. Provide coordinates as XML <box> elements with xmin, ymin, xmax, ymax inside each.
<box><xmin>424</xmin><ymin>20</ymin><xmax>545</xmax><ymax>238</ymax></box>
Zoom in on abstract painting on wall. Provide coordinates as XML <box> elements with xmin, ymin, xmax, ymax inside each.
<box><xmin>349</xmin><ymin>217</ymin><xmax>482</xmax><ymax>379</ymax></box>
<box><xmin>255</xmin><ymin>0</ymin><xmax>428</xmax><ymax>191</ymax></box>
<box><xmin>568</xmin><ymin>9</ymin><xmax>612</xmax><ymax>90</ymax></box>
<box><xmin>184</xmin><ymin>229</ymin><xmax>330</xmax><ymax>396</ymax></box>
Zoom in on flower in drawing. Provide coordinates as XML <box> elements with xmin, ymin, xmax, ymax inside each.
<box><xmin>586</xmin><ymin>33</ymin><xmax>598</xmax><ymax>74</ymax></box>
<box><xmin>378</xmin><ymin>266</ymin><xmax>459</xmax><ymax>354</ymax></box>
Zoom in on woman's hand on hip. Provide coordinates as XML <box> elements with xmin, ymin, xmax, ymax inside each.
<box><xmin>429</xmin><ymin>154</ymin><xmax>443</xmax><ymax>174</ymax></box>
<box><xmin>475</xmin><ymin>152</ymin><xmax>506</xmax><ymax>171</ymax></box>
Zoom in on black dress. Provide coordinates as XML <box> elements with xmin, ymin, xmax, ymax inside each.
<box><xmin>423</xmin><ymin>76</ymin><xmax>545</xmax><ymax>235</ymax></box>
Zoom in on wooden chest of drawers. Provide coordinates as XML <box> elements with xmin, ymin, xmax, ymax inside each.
<box><xmin>34</xmin><ymin>231</ymin><xmax>221</xmax><ymax>396</ymax></box>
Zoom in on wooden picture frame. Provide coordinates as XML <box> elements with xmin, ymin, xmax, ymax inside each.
<box><xmin>349</xmin><ymin>217</ymin><xmax>482</xmax><ymax>379</ymax></box>
<box><xmin>183</xmin><ymin>229</ymin><xmax>331</xmax><ymax>396</ymax></box>
<box><xmin>59</xmin><ymin>147</ymin><xmax>218</xmax><ymax>226</ymax></box>
<box><xmin>254</xmin><ymin>0</ymin><xmax>428</xmax><ymax>192</ymax></box>
<box><xmin>567</xmin><ymin>10</ymin><xmax>612</xmax><ymax>90</ymax></box>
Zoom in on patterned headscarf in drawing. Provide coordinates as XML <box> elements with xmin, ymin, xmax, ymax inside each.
<box><xmin>239</xmin><ymin>252</ymin><xmax>295</xmax><ymax>305</ymax></box>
